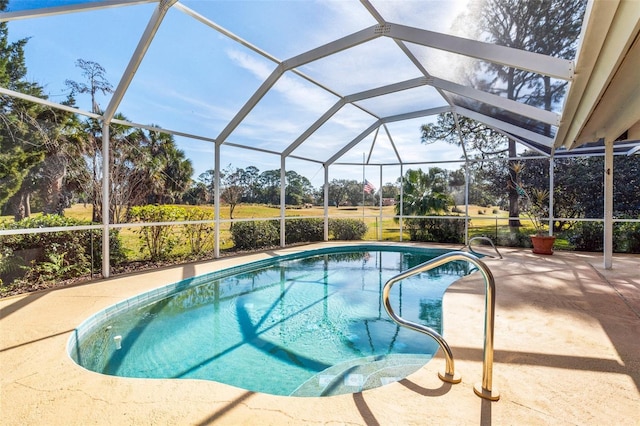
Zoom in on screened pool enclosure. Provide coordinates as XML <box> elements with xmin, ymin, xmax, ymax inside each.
<box><xmin>0</xmin><ymin>0</ymin><xmax>638</xmax><ymax>282</ymax></box>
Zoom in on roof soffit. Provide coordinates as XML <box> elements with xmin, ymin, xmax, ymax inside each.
<box><xmin>556</xmin><ymin>0</ymin><xmax>640</xmax><ymax>149</ymax></box>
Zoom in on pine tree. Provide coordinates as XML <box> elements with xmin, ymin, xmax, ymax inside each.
<box><xmin>0</xmin><ymin>0</ymin><xmax>48</xmax><ymax>218</ymax></box>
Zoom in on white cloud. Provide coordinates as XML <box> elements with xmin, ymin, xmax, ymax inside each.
<box><xmin>226</xmin><ymin>49</ymin><xmax>274</xmax><ymax>81</ymax></box>
<box><xmin>226</xmin><ymin>48</ymin><xmax>337</xmax><ymax>114</ymax></box>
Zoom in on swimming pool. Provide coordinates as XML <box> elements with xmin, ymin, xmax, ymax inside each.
<box><xmin>68</xmin><ymin>245</ymin><xmax>474</xmax><ymax>397</ymax></box>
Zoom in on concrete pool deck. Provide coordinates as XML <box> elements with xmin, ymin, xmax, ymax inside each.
<box><xmin>1</xmin><ymin>242</ymin><xmax>639</xmax><ymax>425</ymax></box>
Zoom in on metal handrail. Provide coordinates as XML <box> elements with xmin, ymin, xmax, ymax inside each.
<box><xmin>462</xmin><ymin>236</ymin><xmax>503</xmax><ymax>259</ymax></box>
<box><xmin>382</xmin><ymin>251</ymin><xmax>500</xmax><ymax>401</ymax></box>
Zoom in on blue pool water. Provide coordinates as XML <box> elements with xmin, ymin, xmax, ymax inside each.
<box><xmin>69</xmin><ymin>246</ymin><xmax>473</xmax><ymax>396</ymax></box>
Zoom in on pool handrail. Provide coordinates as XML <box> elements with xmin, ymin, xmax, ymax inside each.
<box><xmin>462</xmin><ymin>236</ymin><xmax>503</xmax><ymax>259</ymax></box>
<box><xmin>382</xmin><ymin>250</ymin><xmax>500</xmax><ymax>401</ymax></box>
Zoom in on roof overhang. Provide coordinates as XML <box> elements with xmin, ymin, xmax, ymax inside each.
<box><xmin>555</xmin><ymin>0</ymin><xmax>640</xmax><ymax>150</ymax></box>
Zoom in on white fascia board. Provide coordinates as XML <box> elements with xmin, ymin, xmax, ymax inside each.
<box><xmin>556</xmin><ymin>0</ymin><xmax>640</xmax><ymax>149</ymax></box>
<box><xmin>0</xmin><ymin>86</ymin><xmax>100</xmax><ymax>119</ymax></box>
<box><xmin>325</xmin><ymin>121</ymin><xmax>382</xmax><ymax>166</ymax></box>
<box><xmin>0</xmin><ymin>0</ymin><xmax>155</xmax><ymax>22</ymax></box>
<box><xmin>387</xmin><ymin>23</ymin><xmax>574</xmax><ymax>80</ymax></box>
<box><xmin>104</xmin><ymin>0</ymin><xmax>177</xmax><ymax>122</ymax></box>
<box><xmin>554</xmin><ymin>0</ymin><xmax>619</xmax><ymax>148</ymax></box>
<box><xmin>572</xmin><ymin>22</ymin><xmax>640</xmax><ymax>147</ymax></box>
<box><xmin>431</xmin><ymin>76</ymin><xmax>560</xmax><ymax>126</ymax></box>
<box><xmin>456</xmin><ymin>107</ymin><xmax>555</xmax><ymax>147</ymax></box>
<box><xmin>283</xmin><ymin>25</ymin><xmax>384</xmax><ymax>70</ymax></box>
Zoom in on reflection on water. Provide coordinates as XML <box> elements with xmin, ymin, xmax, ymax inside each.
<box><xmin>73</xmin><ymin>248</ymin><xmax>473</xmax><ymax>396</ymax></box>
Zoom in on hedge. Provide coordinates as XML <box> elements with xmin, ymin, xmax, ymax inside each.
<box><xmin>231</xmin><ymin>218</ymin><xmax>368</xmax><ymax>249</ymax></box>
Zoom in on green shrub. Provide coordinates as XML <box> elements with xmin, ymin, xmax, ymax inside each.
<box><xmin>87</xmin><ymin>229</ymin><xmax>126</xmax><ymax>270</ymax></box>
<box><xmin>615</xmin><ymin>220</ymin><xmax>640</xmax><ymax>253</ymax></box>
<box><xmin>497</xmin><ymin>231</ymin><xmax>532</xmax><ymax>248</ymax></box>
<box><xmin>231</xmin><ymin>218</ymin><xmax>367</xmax><ymax>248</ymax></box>
<box><xmin>405</xmin><ymin>218</ymin><xmax>465</xmax><ymax>244</ymax></box>
<box><xmin>566</xmin><ymin>220</ymin><xmax>640</xmax><ymax>253</ymax></box>
<box><xmin>285</xmin><ymin>218</ymin><xmax>324</xmax><ymax>244</ymax></box>
<box><xmin>231</xmin><ymin>220</ymin><xmax>279</xmax><ymax>250</ymax></box>
<box><xmin>183</xmin><ymin>207</ymin><xmax>214</xmax><ymax>255</ymax></box>
<box><xmin>0</xmin><ymin>246</ymin><xmax>29</xmax><ymax>288</ymax></box>
<box><xmin>0</xmin><ymin>215</ymin><xmax>125</xmax><ymax>285</ymax></box>
<box><xmin>568</xmin><ymin>222</ymin><xmax>603</xmax><ymax>251</ymax></box>
<box><xmin>2</xmin><ymin>216</ymin><xmax>90</xmax><ymax>282</ymax></box>
<box><xmin>129</xmin><ymin>205</ymin><xmax>185</xmax><ymax>260</ymax></box>
<box><xmin>329</xmin><ymin>219</ymin><xmax>368</xmax><ymax>240</ymax></box>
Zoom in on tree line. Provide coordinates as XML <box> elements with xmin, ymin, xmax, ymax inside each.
<box><xmin>0</xmin><ymin>0</ymin><xmax>390</xmax><ymax>223</ymax></box>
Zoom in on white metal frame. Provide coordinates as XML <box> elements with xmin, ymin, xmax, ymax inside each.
<box><xmin>0</xmin><ymin>0</ymin><xmax>637</xmax><ymax>274</ymax></box>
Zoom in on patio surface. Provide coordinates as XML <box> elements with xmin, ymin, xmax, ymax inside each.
<box><xmin>1</xmin><ymin>242</ymin><xmax>639</xmax><ymax>425</ymax></box>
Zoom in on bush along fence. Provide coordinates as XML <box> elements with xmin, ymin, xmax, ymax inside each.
<box><xmin>0</xmin><ymin>215</ymin><xmax>125</xmax><ymax>294</ymax></box>
<box><xmin>467</xmin><ymin>217</ymin><xmax>640</xmax><ymax>252</ymax></box>
<box><xmin>0</xmin><ymin>208</ymin><xmax>368</xmax><ymax>295</ymax></box>
<box><xmin>2</xmin><ymin>205</ymin><xmax>639</xmax><ymax>297</ymax></box>
<box><xmin>231</xmin><ymin>218</ymin><xmax>368</xmax><ymax>250</ymax></box>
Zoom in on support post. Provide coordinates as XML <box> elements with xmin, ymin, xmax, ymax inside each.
<box><xmin>379</xmin><ymin>165</ymin><xmax>383</xmax><ymax>241</ymax></box>
<box><xmin>101</xmin><ymin>122</ymin><xmax>110</xmax><ymax>278</ymax></box>
<box><xmin>549</xmin><ymin>155</ymin><xmax>554</xmax><ymax>235</ymax></box>
<box><xmin>323</xmin><ymin>165</ymin><xmax>329</xmax><ymax>241</ymax></box>
<box><xmin>399</xmin><ymin>164</ymin><xmax>404</xmax><ymax>241</ymax></box>
<box><xmin>604</xmin><ymin>139</ymin><xmax>614</xmax><ymax>269</ymax></box>
<box><xmin>362</xmin><ymin>153</ymin><xmax>366</xmax><ymax>222</ymax></box>
<box><xmin>280</xmin><ymin>157</ymin><xmax>286</xmax><ymax>247</ymax></box>
<box><xmin>464</xmin><ymin>163</ymin><xmax>470</xmax><ymax>244</ymax></box>
<box><xmin>454</xmin><ymin>113</ymin><xmax>470</xmax><ymax>245</ymax></box>
<box><xmin>214</xmin><ymin>143</ymin><xmax>220</xmax><ymax>258</ymax></box>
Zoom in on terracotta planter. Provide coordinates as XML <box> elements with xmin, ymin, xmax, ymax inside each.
<box><xmin>530</xmin><ymin>235</ymin><xmax>556</xmax><ymax>255</ymax></box>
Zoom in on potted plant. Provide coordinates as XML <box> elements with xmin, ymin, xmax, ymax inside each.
<box><xmin>522</xmin><ymin>188</ymin><xmax>556</xmax><ymax>254</ymax></box>
<box><xmin>511</xmin><ymin>162</ymin><xmax>556</xmax><ymax>255</ymax></box>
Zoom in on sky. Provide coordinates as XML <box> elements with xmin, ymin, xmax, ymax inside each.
<box><xmin>5</xmin><ymin>0</ymin><xmax>494</xmax><ymax>188</ymax></box>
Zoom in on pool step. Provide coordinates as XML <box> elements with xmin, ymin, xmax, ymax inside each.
<box><xmin>290</xmin><ymin>354</ymin><xmax>432</xmax><ymax>397</ymax></box>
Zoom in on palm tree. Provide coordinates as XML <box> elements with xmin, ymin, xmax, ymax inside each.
<box><xmin>396</xmin><ymin>168</ymin><xmax>454</xmax><ymax>242</ymax></box>
<box><xmin>138</xmin><ymin>127</ymin><xmax>193</xmax><ymax>205</ymax></box>
<box><xmin>396</xmin><ymin>168</ymin><xmax>451</xmax><ymax>217</ymax></box>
